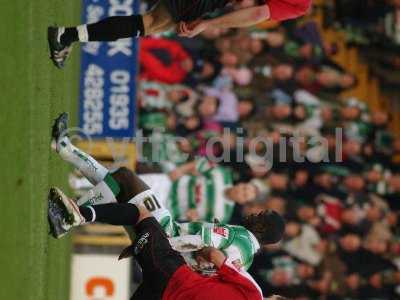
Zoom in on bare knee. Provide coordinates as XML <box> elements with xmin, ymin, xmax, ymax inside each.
<box><xmin>112</xmin><ymin>167</ymin><xmax>134</xmax><ymax>186</ymax></box>
<box><xmin>142</xmin><ymin>14</ymin><xmax>155</xmax><ymax>35</ymax></box>
<box><xmin>111</xmin><ymin>167</ymin><xmax>151</xmax><ymax>203</ymax></box>
<box><xmin>111</xmin><ymin>167</ymin><xmax>135</xmax><ymax>203</ymax></box>
<box><xmin>143</xmin><ymin>4</ymin><xmax>173</xmax><ymax>35</ymax></box>
<box><xmin>137</xmin><ymin>205</ymin><xmax>152</xmax><ymax>224</ymax></box>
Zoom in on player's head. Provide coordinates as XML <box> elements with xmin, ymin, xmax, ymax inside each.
<box><xmin>242</xmin><ymin>210</ymin><xmax>285</xmax><ymax>245</ymax></box>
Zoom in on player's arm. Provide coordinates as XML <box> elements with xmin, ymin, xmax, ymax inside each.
<box><xmin>112</xmin><ymin>168</ymin><xmax>177</xmax><ymax>236</ymax></box>
<box><xmin>223</xmin><ymin>244</ymin><xmax>246</xmax><ymax>270</ymax></box>
<box><xmin>112</xmin><ymin>167</ymin><xmax>151</xmax><ymax>196</ymax></box>
<box><xmin>179</xmin><ymin>0</ymin><xmax>312</xmax><ymax>38</ymax></box>
<box><xmin>169</xmin><ymin>160</ymin><xmax>197</xmax><ymax>181</ymax></box>
<box><xmin>169</xmin><ymin>157</ymin><xmax>215</xmax><ymax>181</ymax></box>
<box><xmin>179</xmin><ymin>5</ymin><xmax>269</xmax><ymax>37</ymax></box>
<box><xmin>204</xmin><ymin>5</ymin><xmax>270</xmax><ymax>28</ymax></box>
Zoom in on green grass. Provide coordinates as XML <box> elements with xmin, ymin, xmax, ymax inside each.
<box><xmin>0</xmin><ymin>1</ymin><xmax>80</xmax><ymax>299</ymax></box>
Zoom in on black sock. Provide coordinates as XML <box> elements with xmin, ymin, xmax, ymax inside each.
<box><xmin>80</xmin><ymin>203</ymin><xmax>140</xmax><ymax>225</ymax></box>
<box><xmin>60</xmin><ymin>27</ymin><xmax>79</xmax><ymax>45</ymax></box>
<box><xmin>87</xmin><ymin>15</ymin><xmax>144</xmax><ymax>41</ymax></box>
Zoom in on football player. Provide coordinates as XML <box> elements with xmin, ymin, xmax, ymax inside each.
<box><xmin>48</xmin><ymin>0</ymin><xmax>312</xmax><ymax>68</ymax></box>
<box><xmin>48</xmin><ymin>185</ymin><xmax>289</xmax><ymax>300</ymax></box>
<box><xmin>49</xmin><ymin>113</ymin><xmax>285</xmax><ymax>272</ymax></box>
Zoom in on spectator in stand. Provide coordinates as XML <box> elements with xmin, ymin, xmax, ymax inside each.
<box><xmin>295</xmin><ymin>63</ymin><xmax>357</xmax><ymax>95</ymax></box>
<box><xmin>140</xmin><ymin>38</ymin><xmax>194</xmax><ymax>84</ymax></box>
<box><xmin>129</xmin><ymin>3</ymin><xmax>400</xmax><ymax>298</ymax></box>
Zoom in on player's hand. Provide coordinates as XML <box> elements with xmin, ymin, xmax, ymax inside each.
<box><xmin>186</xmin><ymin>209</ymin><xmax>199</xmax><ymax>221</ymax></box>
<box><xmin>169</xmin><ymin>161</ymin><xmax>197</xmax><ymax>181</ymax></box>
<box><xmin>137</xmin><ymin>204</ymin><xmax>151</xmax><ymax>224</ymax></box>
<box><xmin>178</xmin><ymin>20</ymin><xmax>208</xmax><ymax>38</ymax></box>
<box><xmin>169</xmin><ymin>168</ymin><xmax>184</xmax><ymax>181</ymax></box>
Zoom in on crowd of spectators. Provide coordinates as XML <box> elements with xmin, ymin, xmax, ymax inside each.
<box><xmin>137</xmin><ymin>1</ymin><xmax>400</xmax><ymax>299</ymax></box>
<box><xmin>327</xmin><ymin>0</ymin><xmax>400</xmax><ymax>92</ymax></box>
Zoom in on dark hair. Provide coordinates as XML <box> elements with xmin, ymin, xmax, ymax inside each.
<box><xmin>239</xmin><ymin>98</ymin><xmax>256</xmax><ymax>120</ymax></box>
<box><xmin>242</xmin><ymin>210</ymin><xmax>285</xmax><ymax>244</ymax></box>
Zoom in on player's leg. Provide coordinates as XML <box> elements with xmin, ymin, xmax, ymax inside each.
<box><xmin>48</xmin><ymin>1</ymin><xmax>174</xmax><ymax>68</ymax></box>
<box><xmin>90</xmin><ymin>207</ymin><xmax>185</xmax><ymax>299</ymax></box>
<box><xmin>110</xmin><ymin>168</ymin><xmax>177</xmax><ymax>237</ymax></box>
<box><xmin>111</xmin><ymin>170</ymin><xmax>203</xmax><ymax>251</ymax></box>
<box><xmin>52</xmin><ymin>137</ymin><xmax>174</xmax><ymax>232</ymax></box>
<box><xmin>50</xmin><ymin>113</ymin><xmax>158</xmax><ymax>211</ymax></box>
<box><xmin>129</xmin><ymin>217</ymin><xmax>186</xmax><ymax>299</ymax></box>
<box><xmin>51</xmin><ymin>113</ymin><xmax>110</xmax><ymax>185</ymax></box>
<box><xmin>48</xmin><ymin>187</ymin><xmax>185</xmax><ymax>299</ymax></box>
<box><xmin>51</xmin><ymin>113</ymin><xmax>121</xmax><ymax>207</ymax></box>
<box><xmin>55</xmin><ymin>137</ymin><xmax>111</xmax><ymax>185</ymax></box>
<box><xmin>48</xmin><ymin>186</ymin><xmax>146</xmax><ymax>238</ymax></box>
<box><xmin>61</xmin><ymin>2</ymin><xmax>172</xmax><ymax>42</ymax></box>
<box><xmin>65</xmin><ymin>166</ymin><xmax>176</xmax><ymax>238</ymax></box>
<box><xmin>142</xmin><ymin>2</ymin><xmax>175</xmax><ymax>35</ymax></box>
<box><xmin>73</xmin><ymin>178</ymin><xmax>119</xmax><ymax>206</ymax></box>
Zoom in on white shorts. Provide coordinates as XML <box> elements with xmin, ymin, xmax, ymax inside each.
<box><xmin>138</xmin><ymin>173</ymin><xmax>172</xmax><ymax>207</ymax></box>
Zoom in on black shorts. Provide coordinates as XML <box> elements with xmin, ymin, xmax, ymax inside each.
<box><xmin>130</xmin><ymin>217</ymin><xmax>186</xmax><ymax>300</ymax></box>
<box><xmin>163</xmin><ymin>0</ymin><xmax>229</xmax><ymax>22</ymax></box>
<box><xmin>110</xmin><ymin>168</ymin><xmax>146</xmax><ymax>204</ymax></box>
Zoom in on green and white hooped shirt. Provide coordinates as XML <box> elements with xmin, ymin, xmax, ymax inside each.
<box><xmin>169</xmin><ymin>158</ymin><xmax>235</xmax><ymax>224</ymax></box>
<box><xmin>128</xmin><ymin>188</ymin><xmax>260</xmax><ymax>271</ymax></box>
<box><xmin>177</xmin><ymin>221</ymin><xmax>261</xmax><ymax>271</ymax></box>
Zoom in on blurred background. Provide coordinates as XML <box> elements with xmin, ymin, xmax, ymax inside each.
<box><xmin>1</xmin><ymin>0</ymin><xmax>400</xmax><ymax>299</ymax></box>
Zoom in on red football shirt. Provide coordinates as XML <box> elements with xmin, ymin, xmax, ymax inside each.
<box><xmin>267</xmin><ymin>0</ymin><xmax>312</xmax><ymax>21</ymax></box>
<box><xmin>162</xmin><ymin>261</ymin><xmax>263</xmax><ymax>300</ymax></box>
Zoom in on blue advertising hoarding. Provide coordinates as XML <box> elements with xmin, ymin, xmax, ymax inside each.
<box><xmin>79</xmin><ymin>0</ymin><xmax>139</xmax><ymax>138</ymax></box>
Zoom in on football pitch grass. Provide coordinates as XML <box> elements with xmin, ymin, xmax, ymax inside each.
<box><xmin>0</xmin><ymin>1</ymin><xmax>81</xmax><ymax>299</ymax></box>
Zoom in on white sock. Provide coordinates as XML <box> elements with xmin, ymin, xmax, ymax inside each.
<box><xmin>69</xmin><ymin>174</ymin><xmax>93</xmax><ymax>190</ymax></box>
<box><xmin>77</xmin><ymin>25</ymin><xmax>89</xmax><ymax>42</ymax></box>
<box><xmin>77</xmin><ymin>181</ymin><xmax>117</xmax><ymax>207</ymax></box>
<box><xmin>58</xmin><ymin>137</ymin><xmax>108</xmax><ymax>185</ymax></box>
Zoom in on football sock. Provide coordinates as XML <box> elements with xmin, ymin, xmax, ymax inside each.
<box><xmin>88</xmin><ymin>16</ymin><xmax>145</xmax><ymax>40</ymax></box>
<box><xmin>69</xmin><ymin>175</ymin><xmax>93</xmax><ymax>190</ymax></box>
<box><xmin>80</xmin><ymin>203</ymin><xmax>140</xmax><ymax>225</ymax></box>
<box><xmin>60</xmin><ymin>15</ymin><xmax>144</xmax><ymax>45</ymax></box>
<box><xmin>57</xmin><ymin>137</ymin><xmax>108</xmax><ymax>185</ymax></box>
<box><xmin>60</xmin><ymin>27</ymin><xmax>80</xmax><ymax>45</ymax></box>
<box><xmin>76</xmin><ymin>174</ymin><xmax>120</xmax><ymax>206</ymax></box>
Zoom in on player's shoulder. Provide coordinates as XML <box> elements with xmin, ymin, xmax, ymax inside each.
<box><xmin>227</xmin><ymin>224</ymin><xmax>260</xmax><ymax>248</ymax></box>
<box><xmin>216</xmin><ymin>223</ymin><xmax>252</xmax><ymax>240</ymax></box>
<box><xmin>223</xmin><ymin>223</ymin><xmax>248</xmax><ymax>233</ymax></box>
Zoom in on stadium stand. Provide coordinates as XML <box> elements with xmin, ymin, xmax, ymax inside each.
<box><xmin>70</xmin><ymin>1</ymin><xmax>400</xmax><ymax>299</ymax></box>
<box><xmin>134</xmin><ymin>1</ymin><xmax>400</xmax><ymax>299</ymax></box>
